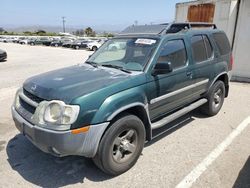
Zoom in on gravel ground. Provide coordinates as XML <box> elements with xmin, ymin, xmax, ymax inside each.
<box><xmin>0</xmin><ymin>43</ymin><xmax>249</xmax><ymax>188</ymax></box>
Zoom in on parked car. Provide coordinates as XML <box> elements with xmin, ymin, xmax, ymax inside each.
<box><xmin>3</xmin><ymin>37</ymin><xmax>16</xmax><ymax>43</ymax></box>
<box><xmin>11</xmin><ymin>23</ymin><xmax>232</xmax><ymax>176</ymax></box>
<box><xmin>71</xmin><ymin>40</ymin><xmax>93</xmax><ymax>49</ymax></box>
<box><xmin>28</xmin><ymin>37</ymin><xmax>52</xmax><ymax>46</ymax></box>
<box><xmin>0</xmin><ymin>49</ymin><xmax>7</xmax><ymax>61</ymax></box>
<box><xmin>19</xmin><ymin>38</ymin><xmax>30</xmax><ymax>45</ymax></box>
<box><xmin>86</xmin><ymin>39</ymin><xmax>106</xmax><ymax>51</ymax></box>
<box><xmin>12</xmin><ymin>37</ymin><xmax>19</xmax><ymax>43</ymax></box>
<box><xmin>62</xmin><ymin>40</ymin><xmax>75</xmax><ymax>48</ymax></box>
<box><xmin>0</xmin><ymin>37</ymin><xmax>5</xmax><ymax>42</ymax></box>
<box><xmin>51</xmin><ymin>39</ymin><xmax>73</xmax><ymax>47</ymax></box>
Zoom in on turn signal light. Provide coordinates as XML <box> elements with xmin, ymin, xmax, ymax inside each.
<box><xmin>71</xmin><ymin>126</ymin><xmax>90</xmax><ymax>134</ymax></box>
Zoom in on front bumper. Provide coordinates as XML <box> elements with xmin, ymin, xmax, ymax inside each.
<box><xmin>0</xmin><ymin>52</ymin><xmax>7</xmax><ymax>61</ymax></box>
<box><xmin>12</xmin><ymin>106</ymin><xmax>109</xmax><ymax>158</ymax></box>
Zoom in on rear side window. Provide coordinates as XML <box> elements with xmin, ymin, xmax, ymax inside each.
<box><xmin>212</xmin><ymin>33</ymin><xmax>231</xmax><ymax>55</ymax></box>
<box><xmin>191</xmin><ymin>35</ymin><xmax>207</xmax><ymax>63</ymax></box>
<box><xmin>191</xmin><ymin>35</ymin><xmax>214</xmax><ymax>63</ymax></box>
<box><xmin>157</xmin><ymin>39</ymin><xmax>187</xmax><ymax>69</ymax></box>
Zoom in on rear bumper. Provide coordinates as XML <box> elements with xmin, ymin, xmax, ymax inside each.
<box><xmin>12</xmin><ymin>106</ymin><xmax>109</xmax><ymax>158</ymax></box>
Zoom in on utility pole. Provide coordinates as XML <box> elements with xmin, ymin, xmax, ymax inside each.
<box><xmin>62</xmin><ymin>16</ymin><xmax>66</xmax><ymax>33</ymax></box>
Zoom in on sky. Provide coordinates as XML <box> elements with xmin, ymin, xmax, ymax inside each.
<box><xmin>1</xmin><ymin>0</ymin><xmax>189</xmax><ymax>31</ymax></box>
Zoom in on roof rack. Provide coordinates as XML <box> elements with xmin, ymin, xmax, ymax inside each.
<box><xmin>119</xmin><ymin>22</ymin><xmax>217</xmax><ymax>36</ymax></box>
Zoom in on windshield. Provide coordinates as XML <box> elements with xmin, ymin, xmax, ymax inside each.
<box><xmin>87</xmin><ymin>38</ymin><xmax>159</xmax><ymax>71</ymax></box>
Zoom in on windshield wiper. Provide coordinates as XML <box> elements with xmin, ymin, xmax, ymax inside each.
<box><xmin>101</xmin><ymin>64</ymin><xmax>132</xmax><ymax>74</ymax></box>
<box><xmin>85</xmin><ymin>61</ymin><xmax>99</xmax><ymax>68</ymax></box>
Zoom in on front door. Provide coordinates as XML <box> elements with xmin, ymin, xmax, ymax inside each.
<box><xmin>147</xmin><ymin>37</ymin><xmax>195</xmax><ymax>121</ymax></box>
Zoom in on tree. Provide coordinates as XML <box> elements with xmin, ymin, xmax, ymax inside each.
<box><xmin>74</xmin><ymin>29</ymin><xmax>84</xmax><ymax>36</ymax></box>
<box><xmin>102</xmin><ymin>32</ymin><xmax>114</xmax><ymax>38</ymax></box>
<box><xmin>35</xmin><ymin>30</ymin><xmax>47</xmax><ymax>36</ymax></box>
<box><xmin>23</xmin><ymin>31</ymin><xmax>32</xmax><ymax>36</ymax></box>
<box><xmin>84</xmin><ymin>27</ymin><xmax>95</xmax><ymax>37</ymax></box>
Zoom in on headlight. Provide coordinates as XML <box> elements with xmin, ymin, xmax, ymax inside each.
<box><xmin>32</xmin><ymin>100</ymin><xmax>80</xmax><ymax>130</ymax></box>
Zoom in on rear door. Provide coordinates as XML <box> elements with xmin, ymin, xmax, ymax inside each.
<box><xmin>188</xmin><ymin>34</ymin><xmax>215</xmax><ymax>97</ymax></box>
<box><xmin>147</xmin><ymin>36</ymin><xmax>195</xmax><ymax>121</ymax></box>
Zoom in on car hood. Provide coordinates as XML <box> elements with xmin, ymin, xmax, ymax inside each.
<box><xmin>23</xmin><ymin>64</ymin><xmax>139</xmax><ymax>103</ymax></box>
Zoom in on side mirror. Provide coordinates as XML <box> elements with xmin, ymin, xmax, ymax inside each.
<box><xmin>152</xmin><ymin>62</ymin><xmax>173</xmax><ymax>76</ymax></box>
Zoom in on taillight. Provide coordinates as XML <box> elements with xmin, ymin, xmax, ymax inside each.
<box><xmin>229</xmin><ymin>54</ymin><xmax>234</xmax><ymax>70</ymax></box>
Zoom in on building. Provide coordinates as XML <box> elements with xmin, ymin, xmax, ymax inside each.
<box><xmin>175</xmin><ymin>0</ymin><xmax>250</xmax><ymax>82</ymax></box>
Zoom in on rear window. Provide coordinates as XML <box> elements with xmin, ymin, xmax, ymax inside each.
<box><xmin>212</xmin><ymin>33</ymin><xmax>231</xmax><ymax>55</ymax></box>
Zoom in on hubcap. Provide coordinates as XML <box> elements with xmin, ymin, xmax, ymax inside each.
<box><xmin>213</xmin><ymin>88</ymin><xmax>222</xmax><ymax>108</ymax></box>
<box><xmin>112</xmin><ymin>129</ymin><xmax>137</xmax><ymax>163</ymax></box>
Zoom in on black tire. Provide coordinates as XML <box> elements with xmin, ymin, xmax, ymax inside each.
<box><xmin>30</xmin><ymin>42</ymin><xmax>35</xmax><ymax>46</ymax></box>
<box><xmin>200</xmin><ymin>80</ymin><xmax>225</xmax><ymax>116</ymax></box>
<box><xmin>93</xmin><ymin>114</ymin><xmax>145</xmax><ymax>176</ymax></box>
<box><xmin>55</xmin><ymin>44</ymin><xmax>58</xmax><ymax>47</ymax></box>
<box><xmin>92</xmin><ymin>46</ymin><xmax>97</xmax><ymax>51</ymax></box>
<box><xmin>75</xmin><ymin>45</ymin><xmax>80</xmax><ymax>50</ymax></box>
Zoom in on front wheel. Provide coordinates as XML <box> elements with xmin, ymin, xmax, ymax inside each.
<box><xmin>93</xmin><ymin>114</ymin><xmax>145</xmax><ymax>176</ymax></box>
<box><xmin>200</xmin><ymin>80</ymin><xmax>225</xmax><ymax>116</ymax></box>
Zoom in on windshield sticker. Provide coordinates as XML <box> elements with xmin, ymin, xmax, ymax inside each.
<box><xmin>135</xmin><ymin>39</ymin><xmax>156</xmax><ymax>45</ymax></box>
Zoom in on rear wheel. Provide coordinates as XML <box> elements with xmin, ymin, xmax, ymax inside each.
<box><xmin>93</xmin><ymin>114</ymin><xmax>145</xmax><ymax>176</ymax></box>
<box><xmin>75</xmin><ymin>45</ymin><xmax>80</xmax><ymax>50</ymax></box>
<box><xmin>200</xmin><ymin>80</ymin><xmax>225</xmax><ymax>116</ymax></box>
<box><xmin>92</xmin><ymin>46</ymin><xmax>97</xmax><ymax>51</ymax></box>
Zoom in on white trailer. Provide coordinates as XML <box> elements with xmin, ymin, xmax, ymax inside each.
<box><xmin>175</xmin><ymin>0</ymin><xmax>250</xmax><ymax>82</ymax></box>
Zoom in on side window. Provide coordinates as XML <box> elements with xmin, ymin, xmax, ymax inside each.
<box><xmin>203</xmin><ymin>35</ymin><xmax>213</xmax><ymax>59</ymax></box>
<box><xmin>191</xmin><ymin>35</ymin><xmax>207</xmax><ymax>63</ymax></box>
<box><xmin>157</xmin><ymin>39</ymin><xmax>187</xmax><ymax>69</ymax></box>
<box><xmin>212</xmin><ymin>33</ymin><xmax>231</xmax><ymax>55</ymax></box>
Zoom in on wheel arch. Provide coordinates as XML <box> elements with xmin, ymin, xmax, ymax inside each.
<box><xmin>106</xmin><ymin>104</ymin><xmax>152</xmax><ymax>141</ymax></box>
<box><xmin>210</xmin><ymin>72</ymin><xmax>229</xmax><ymax>97</ymax></box>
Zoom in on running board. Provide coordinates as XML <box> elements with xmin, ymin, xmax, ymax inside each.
<box><xmin>151</xmin><ymin>98</ymin><xmax>208</xmax><ymax>130</ymax></box>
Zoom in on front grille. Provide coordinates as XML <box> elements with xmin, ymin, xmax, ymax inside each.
<box><xmin>19</xmin><ymin>97</ymin><xmax>36</xmax><ymax>114</ymax></box>
<box><xmin>16</xmin><ymin>103</ymin><xmax>34</xmax><ymax>123</ymax></box>
<box><xmin>16</xmin><ymin>88</ymin><xmax>45</xmax><ymax>124</ymax></box>
<box><xmin>23</xmin><ymin>89</ymin><xmax>43</xmax><ymax>103</ymax></box>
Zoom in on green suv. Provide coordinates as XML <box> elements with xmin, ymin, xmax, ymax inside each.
<box><xmin>12</xmin><ymin>23</ymin><xmax>233</xmax><ymax>175</ymax></box>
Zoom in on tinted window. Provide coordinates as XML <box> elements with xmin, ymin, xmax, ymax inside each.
<box><xmin>157</xmin><ymin>39</ymin><xmax>187</xmax><ymax>69</ymax></box>
<box><xmin>203</xmin><ymin>35</ymin><xmax>213</xmax><ymax>58</ymax></box>
<box><xmin>213</xmin><ymin>33</ymin><xmax>231</xmax><ymax>55</ymax></box>
<box><xmin>191</xmin><ymin>35</ymin><xmax>207</xmax><ymax>63</ymax></box>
